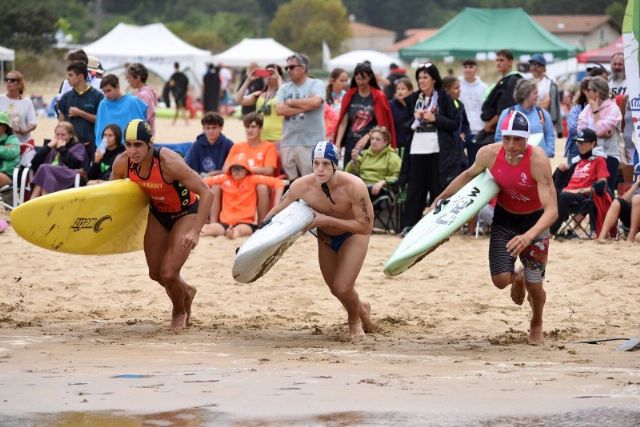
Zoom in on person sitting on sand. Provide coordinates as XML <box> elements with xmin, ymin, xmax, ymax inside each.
<box><xmin>263</xmin><ymin>141</ymin><xmax>374</xmax><ymax>339</ymax></box>
<box><xmin>110</xmin><ymin>119</ymin><xmax>213</xmax><ymax>331</ymax></box>
<box><xmin>202</xmin><ymin>153</ymin><xmax>285</xmax><ymax>239</ymax></box>
<box><xmin>433</xmin><ymin>111</ymin><xmax>558</xmax><ymax>344</ymax></box>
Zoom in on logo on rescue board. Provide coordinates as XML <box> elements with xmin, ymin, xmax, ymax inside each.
<box><xmin>71</xmin><ymin>215</ymin><xmax>113</xmax><ymax>233</ymax></box>
<box><xmin>435</xmin><ymin>186</ymin><xmax>481</xmax><ymax>226</ymax></box>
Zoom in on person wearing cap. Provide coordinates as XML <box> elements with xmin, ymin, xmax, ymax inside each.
<box><xmin>202</xmin><ymin>152</ymin><xmax>285</xmax><ymax>239</ymax></box>
<box><xmin>110</xmin><ymin>119</ymin><xmax>214</xmax><ymax>331</ymax></box>
<box><xmin>549</xmin><ymin>128</ymin><xmax>610</xmax><ymax>237</ymax></box>
<box><xmin>528</xmin><ymin>54</ymin><xmax>562</xmax><ymax>137</ymax></box>
<box><xmin>0</xmin><ymin>112</ymin><xmax>20</xmax><ymax>188</ymax></box>
<box><xmin>433</xmin><ymin>111</ymin><xmax>558</xmax><ymax>344</ymax></box>
<box><xmin>263</xmin><ymin>141</ymin><xmax>374</xmax><ymax>339</ymax></box>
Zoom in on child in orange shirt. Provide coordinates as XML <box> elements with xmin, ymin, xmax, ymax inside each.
<box><xmin>202</xmin><ymin>153</ymin><xmax>285</xmax><ymax>239</ymax></box>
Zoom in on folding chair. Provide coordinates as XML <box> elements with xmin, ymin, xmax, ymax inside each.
<box><xmin>555</xmin><ymin>181</ymin><xmax>611</xmax><ymax>239</ymax></box>
<box><xmin>371</xmin><ymin>182</ymin><xmax>404</xmax><ymax>234</ymax></box>
<box><xmin>1</xmin><ymin>141</ymin><xmax>36</xmax><ymax>210</ymax></box>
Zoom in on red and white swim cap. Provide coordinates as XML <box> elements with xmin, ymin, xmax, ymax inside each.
<box><xmin>501</xmin><ymin>111</ymin><xmax>530</xmax><ymax>139</ymax></box>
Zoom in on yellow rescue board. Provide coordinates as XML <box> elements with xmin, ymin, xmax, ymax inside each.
<box><xmin>10</xmin><ymin>180</ymin><xmax>149</xmax><ymax>255</ymax></box>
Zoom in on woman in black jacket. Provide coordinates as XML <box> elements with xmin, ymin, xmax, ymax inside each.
<box><xmin>400</xmin><ymin>63</ymin><xmax>463</xmax><ymax>233</ymax></box>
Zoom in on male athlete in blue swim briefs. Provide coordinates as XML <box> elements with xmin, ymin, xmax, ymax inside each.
<box><xmin>265</xmin><ymin>141</ymin><xmax>374</xmax><ymax>339</ymax></box>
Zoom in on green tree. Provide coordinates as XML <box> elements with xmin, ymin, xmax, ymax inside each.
<box><xmin>605</xmin><ymin>1</ymin><xmax>626</xmax><ymax>28</ymax></box>
<box><xmin>0</xmin><ymin>0</ymin><xmax>58</xmax><ymax>52</ymax></box>
<box><xmin>269</xmin><ymin>0</ymin><xmax>350</xmax><ymax>67</ymax></box>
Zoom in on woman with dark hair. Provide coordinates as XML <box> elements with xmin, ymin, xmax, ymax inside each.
<box><xmin>334</xmin><ymin>61</ymin><xmax>396</xmax><ymax>166</ymax></box>
<box><xmin>235</xmin><ymin>64</ymin><xmax>284</xmax><ymax>144</ymax></box>
<box><xmin>30</xmin><ymin>121</ymin><xmax>88</xmax><ymax>198</ymax></box>
<box><xmin>400</xmin><ymin>63</ymin><xmax>461</xmax><ymax>234</ymax></box>
<box><xmin>87</xmin><ymin>124</ymin><xmax>125</xmax><ymax>184</ymax></box>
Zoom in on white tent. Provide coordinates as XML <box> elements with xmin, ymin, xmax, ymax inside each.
<box><xmin>211</xmin><ymin>38</ymin><xmax>294</xmax><ymax>68</ymax></box>
<box><xmin>0</xmin><ymin>45</ymin><xmax>15</xmax><ymax>82</ymax></box>
<box><xmin>84</xmin><ymin>23</ymin><xmax>211</xmax><ymax>88</ymax></box>
<box><xmin>328</xmin><ymin>50</ymin><xmax>402</xmax><ymax>74</ymax></box>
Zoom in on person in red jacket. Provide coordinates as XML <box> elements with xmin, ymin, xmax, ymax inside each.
<box><xmin>333</xmin><ymin>61</ymin><xmax>395</xmax><ymax>167</ymax></box>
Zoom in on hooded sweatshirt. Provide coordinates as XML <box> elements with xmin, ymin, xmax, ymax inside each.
<box><xmin>0</xmin><ymin>133</ymin><xmax>20</xmax><ymax>176</ymax></box>
<box><xmin>205</xmin><ymin>153</ymin><xmax>284</xmax><ymax>225</ymax></box>
<box><xmin>185</xmin><ymin>133</ymin><xmax>234</xmax><ymax>175</ymax></box>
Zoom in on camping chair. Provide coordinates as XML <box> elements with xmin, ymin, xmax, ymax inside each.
<box><xmin>1</xmin><ymin>140</ymin><xmax>36</xmax><ymax>210</ymax></box>
<box><xmin>555</xmin><ymin>181</ymin><xmax>611</xmax><ymax>239</ymax></box>
<box><xmin>372</xmin><ymin>181</ymin><xmax>405</xmax><ymax>234</ymax></box>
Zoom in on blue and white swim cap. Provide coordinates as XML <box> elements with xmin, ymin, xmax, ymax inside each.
<box><xmin>312</xmin><ymin>141</ymin><xmax>339</xmax><ymax>166</ymax></box>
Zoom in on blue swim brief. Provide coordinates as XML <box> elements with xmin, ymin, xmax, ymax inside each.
<box><xmin>317</xmin><ymin>230</ymin><xmax>353</xmax><ymax>252</ymax></box>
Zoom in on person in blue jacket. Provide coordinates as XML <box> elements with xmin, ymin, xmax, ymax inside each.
<box><xmin>185</xmin><ymin>112</ymin><xmax>234</xmax><ymax>176</ymax></box>
<box><xmin>495</xmin><ymin>79</ymin><xmax>555</xmax><ymax>158</ymax></box>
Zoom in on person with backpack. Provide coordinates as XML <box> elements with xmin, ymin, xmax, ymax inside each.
<box><xmin>495</xmin><ymin>79</ymin><xmax>555</xmax><ymax>158</ymax></box>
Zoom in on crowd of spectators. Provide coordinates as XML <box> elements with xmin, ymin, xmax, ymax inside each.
<box><xmin>1</xmin><ymin>47</ymin><xmax>638</xmax><ymax>243</ymax></box>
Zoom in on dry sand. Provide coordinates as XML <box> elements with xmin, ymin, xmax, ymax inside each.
<box><xmin>0</xmin><ymin>117</ymin><xmax>639</xmax><ymax>425</ymax></box>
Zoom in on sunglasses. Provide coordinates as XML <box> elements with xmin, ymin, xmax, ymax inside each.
<box><xmin>4</xmin><ymin>78</ymin><xmax>18</xmax><ymax>83</ymax></box>
<box><xmin>417</xmin><ymin>63</ymin><xmax>432</xmax><ymax>69</ymax></box>
<box><xmin>285</xmin><ymin>65</ymin><xmax>303</xmax><ymax>71</ymax></box>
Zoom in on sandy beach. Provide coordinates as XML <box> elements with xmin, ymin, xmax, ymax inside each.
<box><xmin>0</xmin><ymin>117</ymin><xmax>639</xmax><ymax>425</ymax></box>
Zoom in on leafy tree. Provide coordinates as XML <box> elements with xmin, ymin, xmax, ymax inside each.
<box><xmin>605</xmin><ymin>1</ymin><xmax>626</xmax><ymax>28</ymax></box>
<box><xmin>269</xmin><ymin>0</ymin><xmax>350</xmax><ymax>67</ymax></box>
<box><xmin>0</xmin><ymin>0</ymin><xmax>58</xmax><ymax>52</ymax></box>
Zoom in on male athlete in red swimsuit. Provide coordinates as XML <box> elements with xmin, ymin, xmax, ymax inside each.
<box><xmin>434</xmin><ymin>111</ymin><xmax>558</xmax><ymax>344</ymax></box>
<box><xmin>111</xmin><ymin>119</ymin><xmax>213</xmax><ymax>331</ymax></box>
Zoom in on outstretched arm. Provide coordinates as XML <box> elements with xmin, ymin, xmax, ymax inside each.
<box><xmin>431</xmin><ymin>144</ymin><xmax>496</xmax><ymax>208</ymax></box>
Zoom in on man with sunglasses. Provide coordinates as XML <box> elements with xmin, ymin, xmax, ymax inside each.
<box><xmin>275</xmin><ymin>53</ymin><xmax>325</xmax><ymax>180</ymax></box>
<box><xmin>433</xmin><ymin>111</ymin><xmax>557</xmax><ymax>344</ymax></box>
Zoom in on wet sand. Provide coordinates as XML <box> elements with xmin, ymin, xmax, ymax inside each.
<box><xmin>0</xmin><ymin>117</ymin><xmax>639</xmax><ymax>424</ymax></box>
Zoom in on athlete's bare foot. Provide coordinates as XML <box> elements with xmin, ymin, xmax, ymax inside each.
<box><xmin>528</xmin><ymin>324</ymin><xmax>544</xmax><ymax>344</ymax></box>
<box><xmin>184</xmin><ymin>285</ymin><xmax>197</xmax><ymax>326</ymax></box>
<box><xmin>511</xmin><ymin>269</ymin><xmax>526</xmax><ymax>306</ymax></box>
<box><xmin>348</xmin><ymin>320</ymin><xmax>366</xmax><ymax>340</ymax></box>
<box><xmin>170</xmin><ymin>312</ymin><xmax>187</xmax><ymax>331</ymax></box>
<box><xmin>360</xmin><ymin>302</ymin><xmax>374</xmax><ymax>333</ymax></box>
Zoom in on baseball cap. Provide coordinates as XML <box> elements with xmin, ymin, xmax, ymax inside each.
<box><xmin>125</xmin><ymin>119</ymin><xmax>153</xmax><ymax>143</ymax></box>
<box><xmin>529</xmin><ymin>54</ymin><xmax>546</xmax><ymax>66</ymax></box>
<box><xmin>500</xmin><ymin>111</ymin><xmax>530</xmax><ymax>139</ymax></box>
<box><xmin>575</xmin><ymin>128</ymin><xmax>597</xmax><ymax>143</ymax></box>
<box><xmin>312</xmin><ymin>141</ymin><xmax>339</xmax><ymax>166</ymax></box>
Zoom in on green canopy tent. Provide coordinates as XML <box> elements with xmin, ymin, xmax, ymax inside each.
<box><xmin>400</xmin><ymin>8</ymin><xmax>580</xmax><ymax>61</ymax></box>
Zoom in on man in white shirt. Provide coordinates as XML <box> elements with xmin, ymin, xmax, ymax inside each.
<box><xmin>458</xmin><ymin>59</ymin><xmax>487</xmax><ymax>164</ymax></box>
<box><xmin>609</xmin><ymin>52</ymin><xmax>634</xmax><ymax>162</ymax></box>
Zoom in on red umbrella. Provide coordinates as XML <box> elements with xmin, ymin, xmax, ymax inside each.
<box><xmin>576</xmin><ymin>36</ymin><xmax>623</xmax><ymax>64</ymax></box>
